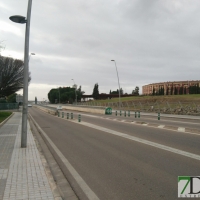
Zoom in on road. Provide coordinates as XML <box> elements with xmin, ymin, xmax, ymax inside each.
<box><xmin>29</xmin><ymin>107</ymin><xmax>200</xmax><ymax>200</ymax></box>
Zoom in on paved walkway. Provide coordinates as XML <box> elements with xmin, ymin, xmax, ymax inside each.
<box><xmin>0</xmin><ymin>112</ymin><xmax>56</xmax><ymax>200</ymax></box>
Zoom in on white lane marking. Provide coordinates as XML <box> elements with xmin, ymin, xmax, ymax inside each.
<box><xmin>142</xmin><ymin>123</ymin><xmax>148</xmax><ymax>126</ymax></box>
<box><xmin>121</xmin><ymin>120</ymin><xmax>126</xmax><ymax>122</ymax></box>
<box><xmin>138</xmin><ymin>117</ymin><xmax>200</xmax><ymax>125</ymax></box>
<box><xmin>178</xmin><ymin>127</ymin><xmax>185</xmax><ymax>132</ymax></box>
<box><xmin>73</xmin><ymin>121</ymin><xmax>200</xmax><ymax>161</ymax></box>
<box><xmin>158</xmin><ymin>125</ymin><xmax>165</xmax><ymax>128</ymax></box>
<box><xmin>29</xmin><ymin>115</ymin><xmax>99</xmax><ymax>200</ymax></box>
<box><xmin>4</xmin><ymin>124</ymin><xmax>18</xmax><ymax>125</ymax></box>
<box><xmin>0</xmin><ymin>134</ymin><xmax>16</xmax><ymax>137</ymax></box>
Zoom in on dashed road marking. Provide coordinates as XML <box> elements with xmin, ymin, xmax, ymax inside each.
<box><xmin>178</xmin><ymin>127</ymin><xmax>185</xmax><ymax>132</ymax></box>
<box><xmin>158</xmin><ymin>125</ymin><xmax>165</xmax><ymax>128</ymax></box>
<box><xmin>142</xmin><ymin>123</ymin><xmax>148</xmax><ymax>126</ymax></box>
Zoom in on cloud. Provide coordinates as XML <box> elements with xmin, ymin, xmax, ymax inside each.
<box><xmin>2</xmin><ymin>0</ymin><xmax>200</xmax><ymax>100</ymax></box>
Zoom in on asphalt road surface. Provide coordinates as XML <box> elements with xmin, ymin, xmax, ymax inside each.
<box><xmin>29</xmin><ymin>107</ymin><xmax>200</xmax><ymax>200</ymax></box>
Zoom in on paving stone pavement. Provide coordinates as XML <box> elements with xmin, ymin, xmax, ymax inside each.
<box><xmin>0</xmin><ymin>112</ymin><xmax>56</xmax><ymax>200</ymax></box>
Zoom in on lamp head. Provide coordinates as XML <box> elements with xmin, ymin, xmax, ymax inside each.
<box><xmin>9</xmin><ymin>15</ymin><xmax>27</xmax><ymax>24</ymax></box>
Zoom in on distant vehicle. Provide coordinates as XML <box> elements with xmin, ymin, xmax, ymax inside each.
<box><xmin>28</xmin><ymin>104</ymin><xmax>32</xmax><ymax>107</ymax></box>
<box><xmin>57</xmin><ymin>105</ymin><xmax>62</xmax><ymax>110</ymax></box>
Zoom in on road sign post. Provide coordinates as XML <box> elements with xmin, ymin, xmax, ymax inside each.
<box><xmin>105</xmin><ymin>107</ymin><xmax>112</xmax><ymax>115</ymax></box>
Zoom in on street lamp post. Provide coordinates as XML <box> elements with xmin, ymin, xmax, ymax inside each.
<box><xmin>58</xmin><ymin>87</ymin><xmax>60</xmax><ymax>104</ymax></box>
<box><xmin>72</xmin><ymin>79</ymin><xmax>77</xmax><ymax>105</ymax></box>
<box><xmin>9</xmin><ymin>0</ymin><xmax>33</xmax><ymax>148</ymax></box>
<box><xmin>111</xmin><ymin>60</ymin><xmax>121</xmax><ymax>109</ymax></box>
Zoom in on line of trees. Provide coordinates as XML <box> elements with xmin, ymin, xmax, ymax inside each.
<box><xmin>152</xmin><ymin>85</ymin><xmax>199</xmax><ymax>95</ymax></box>
<box><xmin>48</xmin><ymin>86</ymin><xmax>84</xmax><ymax>104</ymax></box>
<box><xmin>189</xmin><ymin>85</ymin><xmax>200</xmax><ymax>94</ymax></box>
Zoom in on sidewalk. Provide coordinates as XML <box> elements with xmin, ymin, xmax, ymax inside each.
<box><xmin>0</xmin><ymin>112</ymin><xmax>57</xmax><ymax>200</ymax></box>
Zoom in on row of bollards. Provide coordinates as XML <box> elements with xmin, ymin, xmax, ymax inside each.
<box><xmin>115</xmin><ymin>111</ymin><xmax>140</xmax><ymax>118</ymax></box>
<box><xmin>58</xmin><ymin>111</ymin><xmax>160</xmax><ymax>121</ymax></box>
<box><xmin>115</xmin><ymin>111</ymin><xmax>161</xmax><ymax>120</ymax></box>
<box><xmin>58</xmin><ymin>112</ymin><xmax>81</xmax><ymax>122</ymax></box>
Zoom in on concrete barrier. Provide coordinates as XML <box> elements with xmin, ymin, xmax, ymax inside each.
<box><xmin>61</xmin><ymin>105</ymin><xmax>105</xmax><ymax>114</ymax></box>
<box><xmin>35</xmin><ymin>105</ymin><xmax>105</xmax><ymax>115</ymax></box>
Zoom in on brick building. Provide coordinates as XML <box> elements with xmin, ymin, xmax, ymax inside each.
<box><xmin>142</xmin><ymin>80</ymin><xmax>200</xmax><ymax>95</ymax></box>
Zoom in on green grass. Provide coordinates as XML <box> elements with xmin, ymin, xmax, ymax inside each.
<box><xmin>0</xmin><ymin>112</ymin><xmax>12</xmax><ymax>123</ymax></box>
<box><xmin>86</xmin><ymin>94</ymin><xmax>200</xmax><ymax>104</ymax></box>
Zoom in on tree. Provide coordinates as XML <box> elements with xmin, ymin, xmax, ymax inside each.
<box><xmin>152</xmin><ymin>87</ymin><xmax>155</xmax><ymax>95</ymax></box>
<box><xmin>120</xmin><ymin>88</ymin><xmax>123</xmax><ymax>95</ymax></box>
<box><xmin>0</xmin><ymin>56</ymin><xmax>31</xmax><ymax>98</ymax></box>
<box><xmin>179</xmin><ymin>87</ymin><xmax>183</xmax><ymax>95</ymax></box>
<box><xmin>171</xmin><ymin>85</ymin><xmax>173</xmax><ymax>95</ymax></box>
<box><xmin>174</xmin><ymin>87</ymin><xmax>177</xmax><ymax>95</ymax></box>
<box><xmin>77</xmin><ymin>85</ymin><xmax>84</xmax><ymax>101</ymax></box>
<box><xmin>111</xmin><ymin>90</ymin><xmax>118</xmax><ymax>94</ymax></box>
<box><xmin>7</xmin><ymin>93</ymin><xmax>17</xmax><ymax>103</ymax></box>
<box><xmin>132</xmin><ymin>86</ymin><xmax>139</xmax><ymax>95</ymax></box>
<box><xmin>158</xmin><ymin>87</ymin><xmax>161</xmax><ymax>95</ymax></box>
<box><xmin>92</xmin><ymin>83</ymin><xmax>99</xmax><ymax>100</ymax></box>
<box><xmin>166</xmin><ymin>87</ymin><xmax>169</xmax><ymax>95</ymax></box>
<box><xmin>184</xmin><ymin>87</ymin><xmax>187</xmax><ymax>94</ymax></box>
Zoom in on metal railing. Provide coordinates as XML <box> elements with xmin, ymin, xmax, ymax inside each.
<box><xmin>0</xmin><ymin>103</ymin><xmax>19</xmax><ymax>110</ymax></box>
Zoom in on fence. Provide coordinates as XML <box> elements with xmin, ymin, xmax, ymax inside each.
<box><xmin>0</xmin><ymin>103</ymin><xmax>19</xmax><ymax>110</ymax></box>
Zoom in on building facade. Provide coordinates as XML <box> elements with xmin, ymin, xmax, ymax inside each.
<box><xmin>142</xmin><ymin>80</ymin><xmax>200</xmax><ymax>95</ymax></box>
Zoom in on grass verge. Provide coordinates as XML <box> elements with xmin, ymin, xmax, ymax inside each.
<box><xmin>0</xmin><ymin>111</ymin><xmax>12</xmax><ymax>123</ymax></box>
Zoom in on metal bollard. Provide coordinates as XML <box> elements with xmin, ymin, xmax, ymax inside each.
<box><xmin>78</xmin><ymin>114</ymin><xmax>81</xmax><ymax>122</ymax></box>
<box><xmin>120</xmin><ymin>110</ymin><xmax>122</xmax><ymax>116</ymax></box>
<box><xmin>62</xmin><ymin>112</ymin><xmax>64</xmax><ymax>118</ymax></box>
<box><xmin>128</xmin><ymin>111</ymin><xmax>130</xmax><ymax>117</ymax></box>
<box><xmin>71</xmin><ymin>113</ymin><xmax>73</xmax><ymax>119</ymax></box>
<box><xmin>138</xmin><ymin>111</ymin><xmax>140</xmax><ymax>118</ymax></box>
<box><xmin>135</xmin><ymin>112</ymin><xmax>137</xmax><ymax>118</ymax></box>
<box><xmin>124</xmin><ymin>111</ymin><xmax>126</xmax><ymax>117</ymax></box>
<box><xmin>67</xmin><ymin>113</ymin><xmax>69</xmax><ymax>119</ymax></box>
<box><xmin>116</xmin><ymin>111</ymin><xmax>117</xmax><ymax>116</ymax></box>
<box><xmin>158</xmin><ymin>112</ymin><xmax>160</xmax><ymax>120</ymax></box>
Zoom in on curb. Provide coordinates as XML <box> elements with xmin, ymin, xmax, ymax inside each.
<box><xmin>0</xmin><ymin>112</ymin><xmax>14</xmax><ymax>127</ymax></box>
<box><xmin>29</xmin><ymin>114</ymin><xmax>79</xmax><ymax>200</ymax></box>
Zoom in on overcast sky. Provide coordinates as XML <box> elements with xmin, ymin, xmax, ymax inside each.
<box><xmin>1</xmin><ymin>0</ymin><xmax>200</xmax><ymax>101</ymax></box>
